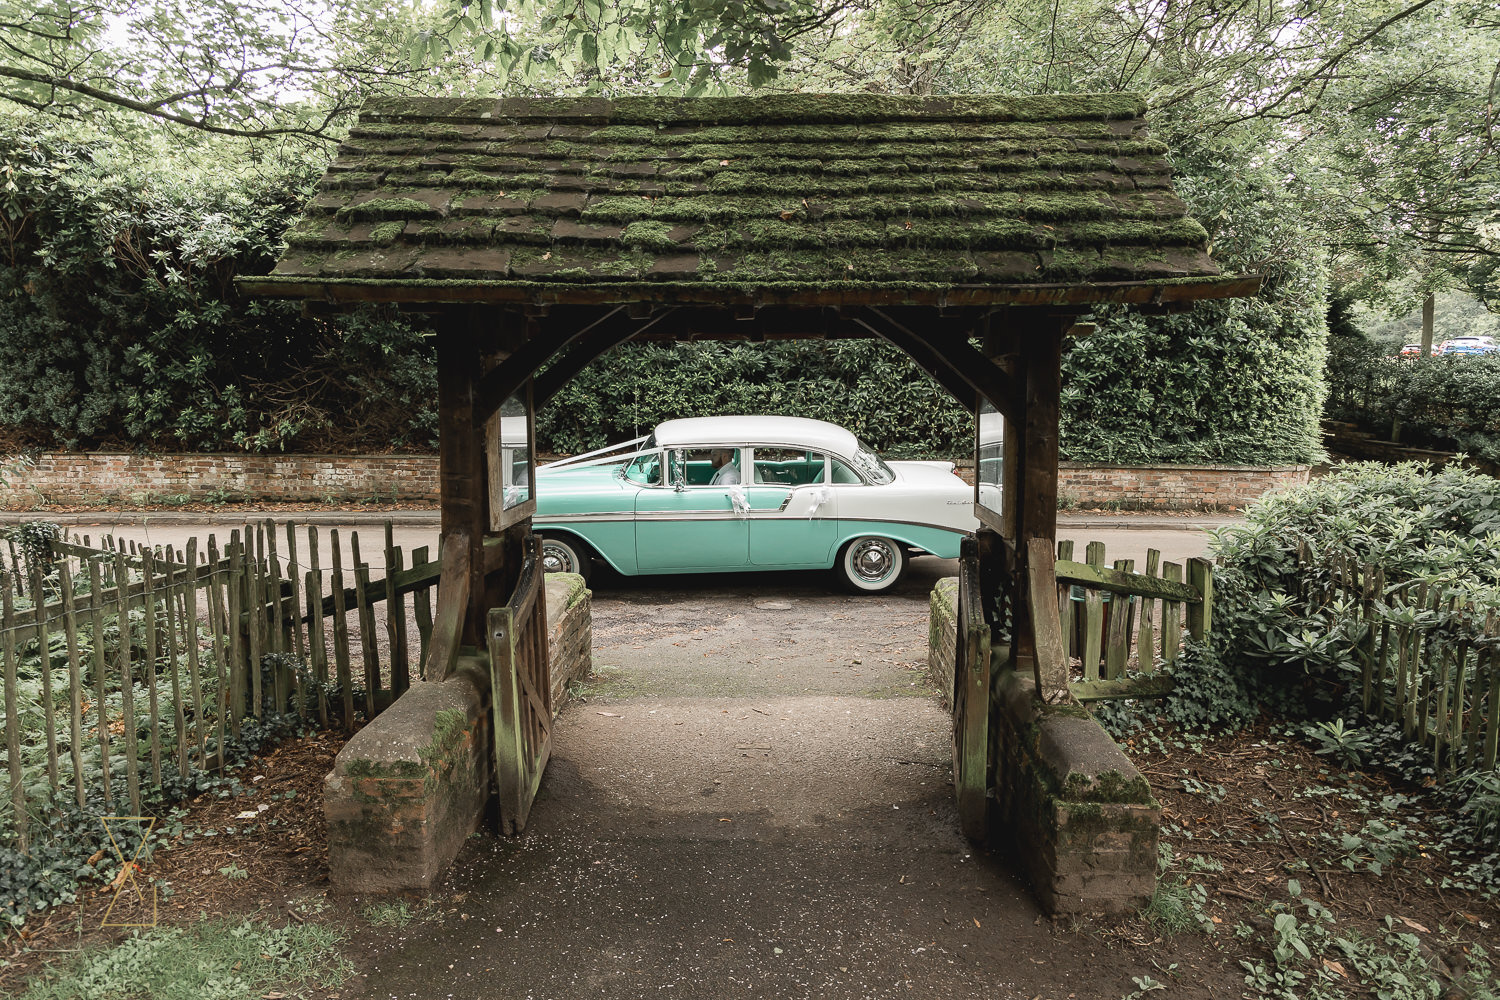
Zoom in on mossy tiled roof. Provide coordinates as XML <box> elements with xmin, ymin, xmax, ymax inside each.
<box><xmin>243</xmin><ymin>94</ymin><xmax>1255</xmax><ymax>307</ymax></box>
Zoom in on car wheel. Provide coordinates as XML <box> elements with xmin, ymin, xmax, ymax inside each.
<box><xmin>539</xmin><ymin>534</ymin><xmax>592</xmax><ymax>582</ymax></box>
<box><xmin>836</xmin><ymin>536</ymin><xmax>905</xmax><ymax>594</ymax></box>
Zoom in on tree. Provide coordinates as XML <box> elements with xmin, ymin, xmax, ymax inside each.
<box><xmin>0</xmin><ymin>0</ymin><xmax>468</xmax><ymax>140</ymax></box>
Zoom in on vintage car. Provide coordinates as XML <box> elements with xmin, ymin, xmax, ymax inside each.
<box><xmin>532</xmin><ymin>416</ymin><xmax>976</xmax><ymax>593</ymax></box>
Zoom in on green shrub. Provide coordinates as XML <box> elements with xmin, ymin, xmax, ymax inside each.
<box><xmin>1194</xmin><ymin>461</ymin><xmax>1500</xmax><ymax>863</ymax></box>
<box><xmin>0</xmin><ymin>120</ymin><xmax>438</xmax><ymax>454</ymax></box>
<box><xmin>1326</xmin><ymin>341</ymin><xmax>1500</xmax><ymax>464</ymax></box>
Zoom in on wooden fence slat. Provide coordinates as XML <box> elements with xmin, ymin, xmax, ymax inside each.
<box><xmin>86</xmin><ymin>559</ymin><xmax>112</xmax><ymax>803</ymax></box>
<box><xmin>1186</xmin><ymin>558</ymin><xmax>1213</xmax><ymax>642</ymax></box>
<box><xmin>222</xmin><ymin>537</ymin><xmax>241</xmax><ymax>733</ymax></box>
<box><xmin>206</xmin><ymin>546</ymin><xmax>230</xmax><ymax>773</ymax></box>
<box><xmin>354</xmin><ymin>564</ymin><xmax>379</xmax><ymax>720</ymax></box>
<box><xmin>412</xmin><ymin>546</ymin><xmax>435</xmax><ymax>666</ymax></box>
<box><xmin>57</xmin><ymin>562</ymin><xmax>87</xmax><ymax>806</ymax></box>
<box><xmin>141</xmin><ymin>552</ymin><xmax>162</xmax><ymax>788</ymax></box>
<box><xmin>30</xmin><ymin>564</ymin><xmax>60</xmax><ymax>793</ymax></box>
<box><xmin>161</xmin><ymin>554</ymin><xmax>187</xmax><ymax>776</ymax></box>
<box><xmin>1079</xmin><ymin>543</ymin><xmax>1105</xmax><ymax>681</ymax></box>
<box><xmin>329</xmin><ymin>530</ymin><xmax>354</xmax><ymax>729</ymax></box>
<box><xmin>306</xmin><ymin>569</ymin><xmax>329</xmax><ymax>726</ymax></box>
<box><xmin>114</xmin><ymin>553</ymin><xmax>141</xmax><ymax>815</ymax></box>
<box><xmin>181</xmin><ymin>539</ymin><xmax>208</xmax><ymax>767</ymax></box>
<box><xmin>3</xmin><ymin>573</ymin><xmax>28</xmax><ymax>850</ymax></box>
<box><xmin>264</xmin><ymin>520</ymin><xmax>286</xmax><ymax>658</ymax></box>
<box><xmin>386</xmin><ymin>523</ymin><xmax>410</xmax><ymax>690</ymax></box>
<box><xmin>284</xmin><ymin>523</ymin><xmax>307</xmax><ymax>665</ymax></box>
<box><xmin>246</xmin><ymin>530</ymin><xmax>264</xmax><ymax>720</ymax></box>
<box><xmin>1161</xmin><ymin>562</ymin><xmax>1183</xmax><ymax>665</ymax></box>
<box><xmin>1137</xmin><ymin>550</ymin><xmax>1160</xmax><ymax>670</ymax></box>
<box><xmin>1105</xmin><ymin>560</ymin><xmax>1131</xmax><ymax>679</ymax></box>
<box><xmin>1055</xmin><ymin>540</ymin><xmax>1075</xmax><ymax>661</ymax></box>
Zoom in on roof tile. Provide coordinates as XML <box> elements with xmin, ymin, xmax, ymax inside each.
<box><xmin>248</xmin><ymin>94</ymin><xmax>1246</xmax><ymax>306</ymax></box>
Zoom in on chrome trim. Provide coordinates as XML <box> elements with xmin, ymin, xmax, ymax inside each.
<box><xmin>536</xmin><ymin>511</ymin><xmax>969</xmax><ymax>534</ymax></box>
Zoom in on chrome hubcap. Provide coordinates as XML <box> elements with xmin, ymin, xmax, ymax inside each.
<box><xmin>850</xmin><ymin>539</ymin><xmax>894</xmax><ymax>582</ymax></box>
<box><xmin>541</xmin><ymin>544</ymin><xmax>572</xmax><ymax>574</ymax></box>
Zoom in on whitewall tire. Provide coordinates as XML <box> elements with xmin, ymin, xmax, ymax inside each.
<box><xmin>539</xmin><ymin>534</ymin><xmax>592</xmax><ymax>582</ymax></box>
<box><xmin>836</xmin><ymin>536</ymin><xmax>905</xmax><ymax>594</ymax></box>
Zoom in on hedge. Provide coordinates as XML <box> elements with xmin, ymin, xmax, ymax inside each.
<box><xmin>0</xmin><ymin>118</ymin><xmax>1327</xmax><ymax>464</ymax></box>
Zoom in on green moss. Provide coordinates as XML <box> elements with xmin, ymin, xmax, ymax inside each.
<box><xmin>370</xmin><ymin>221</ymin><xmax>406</xmax><ymax>246</ymax></box>
<box><xmin>1061</xmin><ymin>767</ymin><xmax>1153</xmax><ymax>804</ymax></box>
<box><xmin>420</xmin><ymin>708</ymin><xmax>469</xmax><ymax>767</ymax></box>
<box><xmin>621</xmin><ymin>220</ymin><xmax>680</xmax><ymax>252</ymax></box>
<box><xmin>342</xmin><ymin>757</ymin><xmax>428</xmax><ymax>781</ymax></box>
<box><xmin>337</xmin><ymin>197</ymin><xmax>441</xmax><ymax>221</ymax></box>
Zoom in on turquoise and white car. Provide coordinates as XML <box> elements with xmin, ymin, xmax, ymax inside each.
<box><xmin>534</xmin><ymin>416</ymin><xmax>975</xmax><ymax>593</ymax></box>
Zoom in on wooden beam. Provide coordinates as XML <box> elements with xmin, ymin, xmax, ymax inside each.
<box><xmin>1025</xmin><ymin>537</ymin><xmax>1073</xmax><ymax>703</ymax></box>
<box><xmin>1002</xmin><ymin>312</ymin><xmax>1066</xmax><ymax>676</ymax></box>
<box><xmin>240</xmin><ymin>274</ymin><xmax>1264</xmax><ymax>309</ymax></box>
<box><xmin>852</xmin><ymin>315</ymin><xmax>977</xmax><ymax>415</ymax></box>
<box><xmin>1054</xmin><ymin>560</ymin><xmax>1201</xmax><ymax>603</ymax></box>
<box><xmin>855</xmin><ymin>307</ymin><xmax>1022</xmax><ymax>424</ymax></box>
<box><xmin>422</xmin><ymin>531</ymin><xmax>471</xmax><ymax>683</ymax></box>
<box><xmin>473</xmin><ymin>306</ymin><xmax>626</xmax><ymax>423</ymax></box>
<box><xmin>534</xmin><ymin>308</ymin><xmax>680</xmax><ymax>406</ymax></box>
<box><xmin>436</xmin><ymin>313</ymin><xmax>495</xmax><ymax>647</ymax></box>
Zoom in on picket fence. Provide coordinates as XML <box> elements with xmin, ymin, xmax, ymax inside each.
<box><xmin>1306</xmin><ymin>545</ymin><xmax>1500</xmax><ymax>776</ymax></box>
<box><xmin>0</xmin><ymin>521</ymin><xmax>439</xmax><ymax>851</ymax></box>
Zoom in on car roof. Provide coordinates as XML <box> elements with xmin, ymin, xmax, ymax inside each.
<box><xmin>653</xmin><ymin>415</ymin><xmax>860</xmax><ymax>456</ymax></box>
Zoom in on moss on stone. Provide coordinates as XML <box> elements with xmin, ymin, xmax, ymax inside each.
<box><xmin>621</xmin><ymin>220</ymin><xmax>680</xmax><ymax>252</ymax></box>
<box><xmin>1061</xmin><ymin>767</ymin><xmax>1153</xmax><ymax>804</ymax></box>
<box><xmin>370</xmin><ymin>221</ymin><xmax>406</xmax><ymax>246</ymax></box>
<box><xmin>338</xmin><ymin>197</ymin><xmax>442</xmax><ymax>221</ymax></box>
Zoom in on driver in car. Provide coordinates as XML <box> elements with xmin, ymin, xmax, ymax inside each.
<box><xmin>710</xmin><ymin>448</ymin><xmax>741</xmax><ymax>485</ymax></box>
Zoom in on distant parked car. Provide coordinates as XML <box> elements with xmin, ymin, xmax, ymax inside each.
<box><xmin>533</xmin><ymin>415</ymin><xmax>976</xmax><ymax>593</ymax></box>
<box><xmin>1399</xmin><ymin>343</ymin><xmax>1424</xmax><ymax>358</ymax></box>
<box><xmin>1437</xmin><ymin>336</ymin><xmax>1499</xmax><ymax>356</ymax></box>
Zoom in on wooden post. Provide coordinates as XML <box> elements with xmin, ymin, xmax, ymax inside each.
<box><xmin>1013</xmin><ymin>316</ymin><xmax>1066</xmax><ymax>693</ymax></box>
<box><xmin>436</xmin><ymin>311</ymin><xmax>497</xmax><ymax>655</ymax></box>
<box><xmin>1419</xmin><ymin>292</ymin><xmax>1435</xmax><ymax>358</ymax></box>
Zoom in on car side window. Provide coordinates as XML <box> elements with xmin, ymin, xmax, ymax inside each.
<box><xmin>671</xmin><ymin>448</ymin><xmax>740</xmax><ymax>487</ymax></box>
<box><xmin>623</xmin><ymin>451</ymin><xmax>662</xmax><ymax>486</ymax></box>
<box><xmin>752</xmin><ymin>448</ymin><xmax>826</xmax><ymax>486</ymax></box>
<box><xmin>830</xmin><ymin>458</ymin><xmax>864</xmax><ymax>485</ymax></box>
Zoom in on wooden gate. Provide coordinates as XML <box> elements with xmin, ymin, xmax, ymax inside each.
<box><xmin>488</xmin><ymin>536</ymin><xmax>552</xmax><ymax>835</ymax></box>
<box><xmin>951</xmin><ymin>536</ymin><xmax>992</xmax><ymax>841</ymax></box>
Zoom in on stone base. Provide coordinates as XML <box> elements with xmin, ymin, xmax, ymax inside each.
<box><xmin>992</xmin><ymin>671</ymin><xmax>1159</xmax><ymax>916</ymax></box>
<box><xmin>324</xmin><ymin>573</ymin><xmax>593</xmax><ymax>894</ymax></box>
<box><xmin>926</xmin><ymin>577</ymin><xmax>959</xmax><ymax>709</ymax></box>
<box><xmin>927</xmin><ymin>579</ymin><xmax>1160</xmax><ymax>916</ymax></box>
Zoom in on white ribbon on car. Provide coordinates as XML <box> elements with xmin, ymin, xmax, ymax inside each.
<box><xmin>805</xmin><ymin>485</ymin><xmax>832</xmax><ymax>519</ymax></box>
<box><xmin>727</xmin><ymin>484</ymin><xmax>751</xmax><ymax>518</ymax></box>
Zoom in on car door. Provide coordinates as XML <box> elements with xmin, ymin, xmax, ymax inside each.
<box><xmin>635</xmin><ymin>446</ymin><xmax>750</xmax><ymax>571</ymax></box>
<box><xmin>746</xmin><ymin>448</ymin><xmax>838</xmax><ymax>568</ymax></box>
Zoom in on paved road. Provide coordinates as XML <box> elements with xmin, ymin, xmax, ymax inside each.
<box><xmin>12</xmin><ymin>512</ymin><xmax>1225</xmax><ymax>579</ymax></box>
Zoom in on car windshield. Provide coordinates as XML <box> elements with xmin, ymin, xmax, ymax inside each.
<box><xmin>850</xmin><ymin>440</ymin><xmax>895</xmax><ymax>485</ymax></box>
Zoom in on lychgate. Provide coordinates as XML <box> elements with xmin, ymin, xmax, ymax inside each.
<box><xmin>243</xmin><ymin>93</ymin><xmax>1255</xmax><ymax>858</ymax></box>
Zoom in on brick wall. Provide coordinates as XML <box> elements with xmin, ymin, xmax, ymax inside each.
<box><xmin>2</xmin><ymin>452</ymin><xmax>1308</xmax><ymax>510</ymax></box>
<box><xmin>0</xmin><ymin>453</ymin><xmax>439</xmax><ymax>505</ymax></box>
<box><xmin>1057</xmin><ymin>462</ymin><xmax>1310</xmax><ymax>511</ymax></box>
